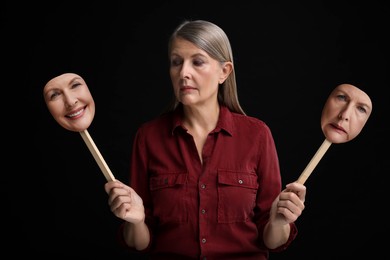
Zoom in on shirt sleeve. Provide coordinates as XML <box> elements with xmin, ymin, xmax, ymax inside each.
<box><xmin>254</xmin><ymin>122</ymin><xmax>298</xmax><ymax>251</ymax></box>
<box><xmin>268</xmin><ymin>223</ymin><xmax>298</xmax><ymax>252</ymax></box>
<box><xmin>115</xmin><ymin>125</ymin><xmax>155</xmax><ymax>253</ymax></box>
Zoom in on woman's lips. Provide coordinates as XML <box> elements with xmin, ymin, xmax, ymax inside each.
<box><xmin>330</xmin><ymin>123</ymin><xmax>346</xmax><ymax>133</ymax></box>
<box><xmin>66</xmin><ymin>106</ymin><xmax>86</xmax><ymax>119</ymax></box>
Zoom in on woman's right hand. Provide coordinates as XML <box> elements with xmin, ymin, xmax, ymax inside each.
<box><xmin>104</xmin><ymin>180</ymin><xmax>145</xmax><ymax>224</ymax></box>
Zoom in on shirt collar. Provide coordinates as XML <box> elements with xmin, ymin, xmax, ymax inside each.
<box><xmin>171</xmin><ymin>104</ymin><xmax>234</xmax><ymax>136</ymax></box>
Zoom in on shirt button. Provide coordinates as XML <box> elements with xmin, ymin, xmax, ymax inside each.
<box><xmin>201</xmin><ymin>209</ymin><xmax>206</xmax><ymax>214</ymax></box>
<box><xmin>201</xmin><ymin>184</ymin><xmax>206</xmax><ymax>189</ymax></box>
<box><xmin>201</xmin><ymin>238</ymin><xmax>207</xmax><ymax>243</ymax></box>
<box><xmin>238</xmin><ymin>179</ymin><xmax>243</xmax><ymax>184</ymax></box>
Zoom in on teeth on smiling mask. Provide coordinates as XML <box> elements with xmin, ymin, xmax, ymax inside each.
<box><xmin>68</xmin><ymin>109</ymin><xmax>84</xmax><ymax>117</ymax></box>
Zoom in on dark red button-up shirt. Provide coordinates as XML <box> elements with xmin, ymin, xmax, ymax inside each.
<box><xmin>121</xmin><ymin>105</ymin><xmax>297</xmax><ymax>259</ymax></box>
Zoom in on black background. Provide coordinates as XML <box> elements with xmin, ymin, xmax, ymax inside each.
<box><xmin>3</xmin><ymin>1</ymin><xmax>389</xmax><ymax>259</ymax></box>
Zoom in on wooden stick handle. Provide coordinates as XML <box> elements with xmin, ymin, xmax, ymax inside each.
<box><xmin>79</xmin><ymin>130</ymin><xmax>115</xmax><ymax>182</ymax></box>
<box><xmin>297</xmin><ymin>139</ymin><xmax>332</xmax><ymax>184</ymax></box>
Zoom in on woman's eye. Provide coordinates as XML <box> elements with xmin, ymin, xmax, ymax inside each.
<box><xmin>193</xmin><ymin>59</ymin><xmax>204</xmax><ymax>66</ymax></box>
<box><xmin>71</xmin><ymin>82</ymin><xmax>82</xmax><ymax>89</ymax></box>
<box><xmin>170</xmin><ymin>58</ymin><xmax>182</xmax><ymax>66</ymax></box>
<box><xmin>50</xmin><ymin>92</ymin><xmax>60</xmax><ymax>100</ymax></box>
<box><xmin>336</xmin><ymin>94</ymin><xmax>346</xmax><ymax>101</ymax></box>
<box><xmin>357</xmin><ymin>106</ymin><xmax>367</xmax><ymax>114</ymax></box>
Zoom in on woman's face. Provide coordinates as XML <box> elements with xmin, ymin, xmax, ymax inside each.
<box><xmin>321</xmin><ymin>83</ymin><xmax>372</xmax><ymax>143</ymax></box>
<box><xmin>169</xmin><ymin>37</ymin><xmax>231</xmax><ymax>108</ymax></box>
<box><xmin>43</xmin><ymin>73</ymin><xmax>95</xmax><ymax>132</ymax></box>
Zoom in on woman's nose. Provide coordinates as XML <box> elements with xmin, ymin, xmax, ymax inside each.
<box><xmin>65</xmin><ymin>95</ymin><xmax>78</xmax><ymax>108</ymax></box>
<box><xmin>179</xmin><ymin>62</ymin><xmax>191</xmax><ymax>79</ymax></box>
<box><xmin>338</xmin><ymin>106</ymin><xmax>351</xmax><ymax>121</ymax></box>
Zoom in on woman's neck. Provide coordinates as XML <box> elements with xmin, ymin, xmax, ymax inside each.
<box><xmin>182</xmin><ymin>102</ymin><xmax>220</xmax><ymax>133</ymax></box>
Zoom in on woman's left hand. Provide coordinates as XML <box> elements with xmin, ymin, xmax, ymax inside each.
<box><xmin>269</xmin><ymin>182</ymin><xmax>306</xmax><ymax>226</ymax></box>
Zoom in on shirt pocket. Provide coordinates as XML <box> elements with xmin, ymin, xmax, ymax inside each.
<box><xmin>149</xmin><ymin>173</ymin><xmax>188</xmax><ymax>223</ymax></box>
<box><xmin>217</xmin><ymin>170</ymin><xmax>259</xmax><ymax>223</ymax></box>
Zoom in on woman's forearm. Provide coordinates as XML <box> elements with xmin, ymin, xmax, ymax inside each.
<box><xmin>123</xmin><ymin>221</ymin><xmax>150</xmax><ymax>250</ymax></box>
<box><xmin>263</xmin><ymin>221</ymin><xmax>291</xmax><ymax>249</ymax></box>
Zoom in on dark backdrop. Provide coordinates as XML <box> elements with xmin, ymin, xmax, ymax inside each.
<box><xmin>3</xmin><ymin>1</ymin><xmax>388</xmax><ymax>259</ymax></box>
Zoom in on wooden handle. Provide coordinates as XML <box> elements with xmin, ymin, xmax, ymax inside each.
<box><xmin>297</xmin><ymin>139</ymin><xmax>332</xmax><ymax>184</ymax></box>
<box><xmin>79</xmin><ymin>130</ymin><xmax>115</xmax><ymax>182</ymax></box>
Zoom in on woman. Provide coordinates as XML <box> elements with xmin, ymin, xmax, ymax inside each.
<box><xmin>105</xmin><ymin>19</ymin><xmax>306</xmax><ymax>259</ymax></box>
<box><xmin>43</xmin><ymin>72</ymin><xmax>95</xmax><ymax>132</ymax></box>
<box><xmin>321</xmin><ymin>83</ymin><xmax>372</xmax><ymax>144</ymax></box>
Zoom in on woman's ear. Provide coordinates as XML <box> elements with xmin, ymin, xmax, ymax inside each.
<box><xmin>219</xmin><ymin>61</ymin><xmax>233</xmax><ymax>84</ymax></box>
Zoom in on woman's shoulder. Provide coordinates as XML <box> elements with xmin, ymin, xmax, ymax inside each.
<box><xmin>225</xmin><ymin>111</ymin><xmax>275</xmax><ymax>144</ymax></box>
<box><xmin>231</xmin><ymin>112</ymin><xmax>269</xmax><ymax>129</ymax></box>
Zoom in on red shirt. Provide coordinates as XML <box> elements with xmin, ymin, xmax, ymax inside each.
<box><xmin>122</xmin><ymin>105</ymin><xmax>297</xmax><ymax>259</ymax></box>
